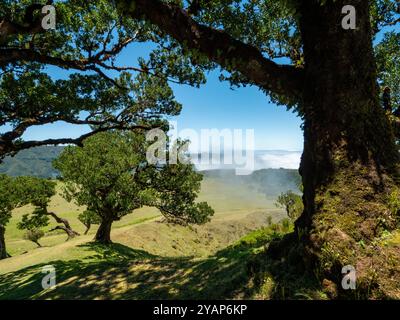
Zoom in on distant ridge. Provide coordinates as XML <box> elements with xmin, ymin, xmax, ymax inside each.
<box><xmin>0</xmin><ymin>147</ymin><xmax>302</xmax><ymax>189</ymax></box>
<box><xmin>202</xmin><ymin>168</ymin><xmax>301</xmax><ymax>197</ymax></box>
<box><xmin>0</xmin><ymin>146</ymin><xmax>64</xmax><ymax>178</ymax></box>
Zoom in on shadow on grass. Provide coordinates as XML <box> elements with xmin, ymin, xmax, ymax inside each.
<box><xmin>0</xmin><ymin>231</ymin><xmax>321</xmax><ymax>300</ymax></box>
<box><xmin>0</xmin><ymin>239</ymin><xmax>265</xmax><ymax>300</ymax></box>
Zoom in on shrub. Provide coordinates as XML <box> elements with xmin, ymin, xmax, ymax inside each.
<box><xmin>24</xmin><ymin>228</ymin><xmax>45</xmax><ymax>247</ymax></box>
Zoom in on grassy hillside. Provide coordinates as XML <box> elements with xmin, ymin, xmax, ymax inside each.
<box><xmin>2</xmin><ymin>171</ymin><xmax>398</xmax><ymax>299</ymax></box>
<box><xmin>0</xmin><ymin>223</ymin><xmax>304</xmax><ymax>300</ymax></box>
<box><xmin>202</xmin><ymin>168</ymin><xmax>301</xmax><ymax>198</ymax></box>
<box><xmin>0</xmin><ymin>161</ymin><xmax>307</xmax><ymax>300</ymax></box>
<box><xmin>4</xmin><ymin>174</ymin><xmax>284</xmax><ymax>256</ymax></box>
<box><xmin>0</xmin><ymin>171</ymin><xmax>291</xmax><ymax>300</ymax></box>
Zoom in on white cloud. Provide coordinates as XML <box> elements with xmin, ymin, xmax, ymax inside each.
<box><xmin>192</xmin><ymin>150</ymin><xmax>302</xmax><ymax>172</ymax></box>
<box><xmin>257</xmin><ymin>151</ymin><xmax>301</xmax><ymax>170</ymax></box>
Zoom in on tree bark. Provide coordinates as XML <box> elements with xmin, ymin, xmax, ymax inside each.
<box><xmin>47</xmin><ymin>211</ymin><xmax>80</xmax><ymax>240</ymax></box>
<box><xmin>84</xmin><ymin>223</ymin><xmax>91</xmax><ymax>235</ymax></box>
<box><xmin>0</xmin><ymin>224</ymin><xmax>9</xmax><ymax>259</ymax></box>
<box><xmin>94</xmin><ymin>217</ymin><xmax>114</xmax><ymax>244</ymax></box>
<box><xmin>49</xmin><ymin>225</ymin><xmax>80</xmax><ymax>241</ymax></box>
<box><xmin>115</xmin><ymin>0</ymin><xmax>304</xmax><ymax>100</ymax></box>
<box><xmin>293</xmin><ymin>0</ymin><xmax>400</xmax><ymax>298</ymax></box>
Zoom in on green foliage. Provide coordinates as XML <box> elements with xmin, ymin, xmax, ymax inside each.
<box><xmin>78</xmin><ymin>210</ymin><xmax>102</xmax><ymax>227</ymax></box>
<box><xmin>191</xmin><ymin>0</ymin><xmax>301</xmax><ymax>107</ymax></box>
<box><xmin>53</xmin><ymin>131</ymin><xmax>149</xmax><ymax>221</ymax></box>
<box><xmin>387</xmin><ymin>189</ymin><xmax>400</xmax><ymax>224</ymax></box>
<box><xmin>17</xmin><ymin>212</ymin><xmax>49</xmax><ymax>231</ymax></box>
<box><xmin>376</xmin><ymin>32</ymin><xmax>400</xmax><ymax>109</ymax></box>
<box><xmin>23</xmin><ymin>228</ymin><xmax>45</xmax><ymax>247</ymax></box>
<box><xmin>0</xmin><ymin>174</ymin><xmax>17</xmax><ymax>226</ymax></box>
<box><xmin>2</xmin><ymin>0</ymin><xmax>398</xmax><ymax>159</ymax></box>
<box><xmin>1</xmin><ymin>174</ymin><xmax>54</xmax><ymax>251</ymax></box>
<box><xmin>13</xmin><ymin>176</ymin><xmax>56</xmax><ymax>208</ymax></box>
<box><xmin>78</xmin><ymin>210</ymin><xmax>102</xmax><ymax>234</ymax></box>
<box><xmin>370</xmin><ymin>0</ymin><xmax>400</xmax><ymax>34</ymax></box>
<box><xmin>146</xmin><ymin>160</ymin><xmax>215</xmax><ymax>225</ymax></box>
<box><xmin>0</xmin><ymin>0</ymin><xmax>204</xmax><ymax>158</ymax></box>
<box><xmin>280</xmin><ymin>217</ymin><xmax>292</xmax><ymax>233</ymax></box>
<box><xmin>4</xmin><ymin>175</ymin><xmax>56</xmax><ymax>238</ymax></box>
<box><xmin>3</xmin><ymin>175</ymin><xmax>54</xmax><ymax>246</ymax></box>
<box><xmin>18</xmin><ymin>211</ymin><xmax>48</xmax><ymax>247</ymax></box>
<box><xmin>275</xmin><ymin>190</ymin><xmax>303</xmax><ymax>221</ymax></box>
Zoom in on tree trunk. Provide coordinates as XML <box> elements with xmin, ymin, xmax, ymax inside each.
<box><xmin>293</xmin><ymin>0</ymin><xmax>400</xmax><ymax>298</ymax></box>
<box><xmin>47</xmin><ymin>211</ymin><xmax>80</xmax><ymax>240</ymax></box>
<box><xmin>49</xmin><ymin>225</ymin><xmax>80</xmax><ymax>241</ymax></box>
<box><xmin>94</xmin><ymin>217</ymin><xmax>114</xmax><ymax>244</ymax></box>
<box><xmin>84</xmin><ymin>223</ymin><xmax>91</xmax><ymax>235</ymax></box>
<box><xmin>0</xmin><ymin>224</ymin><xmax>9</xmax><ymax>259</ymax></box>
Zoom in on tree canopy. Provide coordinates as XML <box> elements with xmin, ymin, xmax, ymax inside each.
<box><xmin>0</xmin><ymin>0</ymin><xmax>205</xmax><ymax>159</ymax></box>
<box><xmin>0</xmin><ymin>174</ymin><xmax>80</xmax><ymax>259</ymax></box>
<box><xmin>53</xmin><ymin>131</ymin><xmax>214</xmax><ymax>243</ymax></box>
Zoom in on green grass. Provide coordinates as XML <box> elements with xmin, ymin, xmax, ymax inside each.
<box><xmin>0</xmin><ymin>174</ymin><xmax>289</xmax><ymax>299</ymax></box>
<box><xmin>0</xmin><ymin>226</ymin><xmax>286</xmax><ymax>300</ymax></box>
<box><xmin>4</xmin><ymin>176</ymin><xmax>283</xmax><ymax>256</ymax></box>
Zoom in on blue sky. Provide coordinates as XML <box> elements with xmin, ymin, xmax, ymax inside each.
<box><xmin>14</xmin><ymin>41</ymin><xmax>304</xmax><ymax>152</ymax></box>
<box><xmin>169</xmin><ymin>73</ymin><xmax>303</xmax><ymax>151</ymax></box>
<box><xmin>3</xmin><ymin>13</ymin><xmax>400</xmax><ymax>155</ymax></box>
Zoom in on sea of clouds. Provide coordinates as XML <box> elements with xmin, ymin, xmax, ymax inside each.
<box><xmin>192</xmin><ymin>150</ymin><xmax>302</xmax><ymax>172</ymax></box>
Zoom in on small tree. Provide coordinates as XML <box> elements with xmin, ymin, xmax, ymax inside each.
<box><xmin>23</xmin><ymin>229</ymin><xmax>45</xmax><ymax>248</ymax></box>
<box><xmin>78</xmin><ymin>210</ymin><xmax>102</xmax><ymax>235</ymax></box>
<box><xmin>275</xmin><ymin>190</ymin><xmax>303</xmax><ymax>222</ymax></box>
<box><xmin>14</xmin><ymin>176</ymin><xmax>80</xmax><ymax>240</ymax></box>
<box><xmin>18</xmin><ymin>213</ymin><xmax>49</xmax><ymax>248</ymax></box>
<box><xmin>53</xmin><ymin>131</ymin><xmax>214</xmax><ymax>244</ymax></box>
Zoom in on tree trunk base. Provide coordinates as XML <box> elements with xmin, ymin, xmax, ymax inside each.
<box><xmin>275</xmin><ymin>161</ymin><xmax>400</xmax><ymax>299</ymax></box>
<box><xmin>94</xmin><ymin>219</ymin><xmax>114</xmax><ymax>245</ymax></box>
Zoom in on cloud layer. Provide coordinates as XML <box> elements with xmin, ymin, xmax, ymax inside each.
<box><xmin>192</xmin><ymin>150</ymin><xmax>302</xmax><ymax>171</ymax></box>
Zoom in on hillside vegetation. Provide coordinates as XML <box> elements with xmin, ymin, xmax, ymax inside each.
<box><xmin>0</xmin><ymin>146</ymin><xmax>64</xmax><ymax>178</ymax></box>
<box><xmin>0</xmin><ymin>171</ymin><xmax>293</xmax><ymax>299</ymax></box>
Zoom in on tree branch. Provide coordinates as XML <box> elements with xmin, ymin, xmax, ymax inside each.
<box><xmin>116</xmin><ymin>0</ymin><xmax>304</xmax><ymax>100</ymax></box>
<box><xmin>47</xmin><ymin>211</ymin><xmax>80</xmax><ymax>240</ymax></box>
<box><xmin>0</xmin><ymin>123</ymin><xmax>152</xmax><ymax>159</ymax></box>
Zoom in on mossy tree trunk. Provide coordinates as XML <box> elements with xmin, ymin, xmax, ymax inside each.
<box><xmin>295</xmin><ymin>0</ymin><xmax>400</xmax><ymax>298</ymax></box>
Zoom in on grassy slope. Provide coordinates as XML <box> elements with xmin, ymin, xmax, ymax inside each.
<box><xmin>5</xmin><ymin>177</ymin><xmax>282</xmax><ymax>256</ymax></box>
<box><xmin>0</xmin><ymin>175</ymin><xmax>287</xmax><ymax>299</ymax></box>
<box><xmin>0</xmin><ymin>227</ymin><xmax>283</xmax><ymax>300</ymax></box>
<box><xmin>1</xmin><ymin>175</ymin><xmax>399</xmax><ymax>299</ymax></box>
